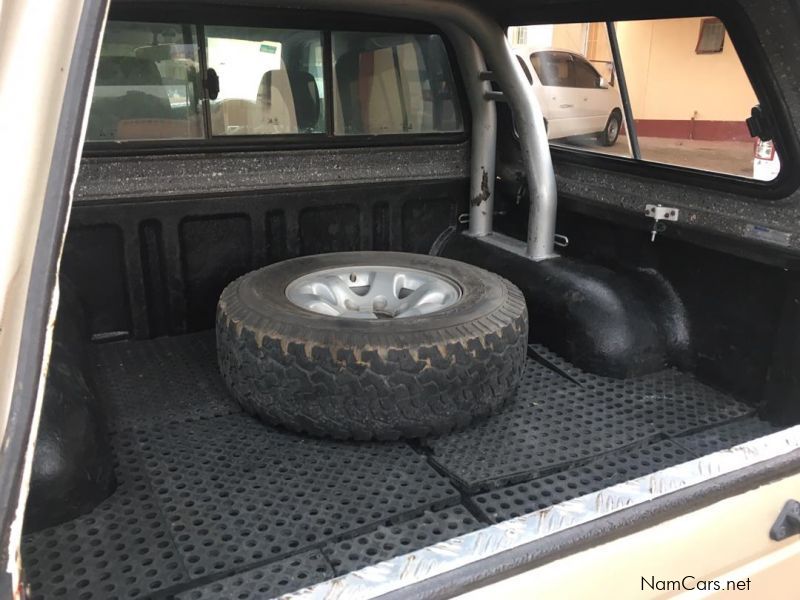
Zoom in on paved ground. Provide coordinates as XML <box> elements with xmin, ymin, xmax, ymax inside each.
<box><xmin>556</xmin><ymin>135</ymin><xmax>754</xmax><ymax>178</ymax></box>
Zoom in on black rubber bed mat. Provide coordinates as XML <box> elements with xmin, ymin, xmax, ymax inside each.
<box><xmin>424</xmin><ymin>344</ymin><xmax>756</xmax><ymax>492</ymax></box>
<box><xmin>21</xmin><ymin>332</ymin><xmax>777</xmax><ymax>600</ymax></box>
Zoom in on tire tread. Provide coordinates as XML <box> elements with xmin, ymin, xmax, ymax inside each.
<box><xmin>216</xmin><ymin>259</ymin><xmax>528</xmax><ymax>440</ymax></box>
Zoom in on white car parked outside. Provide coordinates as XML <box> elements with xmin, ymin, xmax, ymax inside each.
<box><xmin>514</xmin><ymin>47</ymin><xmax>623</xmax><ymax>146</ymax></box>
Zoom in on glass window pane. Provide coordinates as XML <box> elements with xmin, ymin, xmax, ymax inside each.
<box><xmin>617</xmin><ymin>17</ymin><xmax>769</xmax><ymax>179</ymax></box>
<box><xmin>205</xmin><ymin>26</ymin><xmax>325</xmax><ymax>136</ymax></box>
<box><xmin>573</xmin><ymin>56</ymin><xmax>603</xmax><ymax>89</ymax></box>
<box><xmin>509</xmin><ymin>24</ymin><xmax>631</xmax><ymax>157</ymax></box>
<box><xmin>87</xmin><ymin>21</ymin><xmax>204</xmax><ymax>141</ymax></box>
<box><xmin>531</xmin><ymin>52</ymin><xmax>573</xmax><ymax>88</ymax></box>
<box><xmin>332</xmin><ymin>32</ymin><xmax>463</xmax><ymax>135</ymax></box>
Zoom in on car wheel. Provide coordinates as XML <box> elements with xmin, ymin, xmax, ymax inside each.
<box><xmin>216</xmin><ymin>252</ymin><xmax>528</xmax><ymax>440</ymax></box>
<box><xmin>600</xmin><ymin>111</ymin><xmax>622</xmax><ymax>146</ymax></box>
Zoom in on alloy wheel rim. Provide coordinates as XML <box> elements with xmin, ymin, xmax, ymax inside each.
<box><xmin>608</xmin><ymin>119</ymin><xmax>619</xmax><ymax>139</ymax></box>
<box><xmin>285</xmin><ymin>266</ymin><xmax>462</xmax><ymax>319</ymax></box>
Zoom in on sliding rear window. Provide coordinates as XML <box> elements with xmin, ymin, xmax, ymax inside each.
<box><xmin>86</xmin><ymin>20</ymin><xmax>463</xmax><ymax>144</ymax></box>
<box><xmin>332</xmin><ymin>32</ymin><xmax>462</xmax><ymax>135</ymax></box>
<box><xmin>88</xmin><ymin>21</ymin><xmax>204</xmax><ymax>141</ymax></box>
<box><xmin>205</xmin><ymin>27</ymin><xmax>325</xmax><ymax>136</ymax></box>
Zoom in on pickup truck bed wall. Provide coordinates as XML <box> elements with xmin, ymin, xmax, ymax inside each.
<box><xmin>67</xmin><ymin>144</ymin><xmax>468</xmax><ymax>338</ymax></box>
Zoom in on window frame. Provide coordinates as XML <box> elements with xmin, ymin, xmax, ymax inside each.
<box><xmin>516</xmin><ymin>55</ymin><xmax>533</xmax><ymax>85</ymax></box>
<box><xmin>506</xmin><ymin>2</ymin><xmax>800</xmax><ymax>200</ymax></box>
<box><xmin>83</xmin><ymin>5</ymin><xmax>470</xmax><ymax>157</ymax></box>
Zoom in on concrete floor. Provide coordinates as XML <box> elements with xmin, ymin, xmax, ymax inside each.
<box><xmin>555</xmin><ymin>135</ymin><xmax>755</xmax><ymax>178</ymax></box>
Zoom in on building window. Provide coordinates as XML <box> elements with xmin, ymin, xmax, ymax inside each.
<box><xmin>696</xmin><ymin>18</ymin><xmax>726</xmax><ymax>54</ymax></box>
<box><xmin>509</xmin><ymin>26</ymin><xmax>528</xmax><ymax>45</ymax></box>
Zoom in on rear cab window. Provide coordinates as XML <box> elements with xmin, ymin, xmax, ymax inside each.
<box><xmin>86</xmin><ymin>16</ymin><xmax>464</xmax><ymax>146</ymax></box>
<box><xmin>204</xmin><ymin>27</ymin><xmax>325</xmax><ymax>136</ymax></box>
<box><xmin>332</xmin><ymin>32</ymin><xmax>462</xmax><ymax>135</ymax></box>
<box><xmin>89</xmin><ymin>21</ymin><xmax>204</xmax><ymax>141</ymax></box>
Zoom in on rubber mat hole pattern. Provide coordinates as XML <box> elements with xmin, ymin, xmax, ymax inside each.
<box><xmin>21</xmin><ymin>434</ymin><xmax>190</xmax><ymax>600</ymax></box>
<box><xmin>128</xmin><ymin>413</ymin><xmax>459</xmax><ymax>578</ymax></box>
<box><xmin>323</xmin><ymin>505</ymin><xmax>482</xmax><ymax>575</ymax></box>
<box><xmin>425</xmin><ymin>354</ymin><xmax>751</xmax><ymax>491</ymax></box>
<box><xmin>174</xmin><ymin>552</ymin><xmax>333</xmax><ymax>600</ymax></box>
<box><xmin>470</xmin><ymin>440</ymin><xmax>693</xmax><ymax>522</ymax></box>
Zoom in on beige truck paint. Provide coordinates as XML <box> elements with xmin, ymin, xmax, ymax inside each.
<box><xmin>457</xmin><ymin>472</ymin><xmax>800</xmax><ymax>599</ymax></box>
<box><xmin>0</xmin><ymin>0</ymin><xmax>94</xmax><ymax>592</ymax></box>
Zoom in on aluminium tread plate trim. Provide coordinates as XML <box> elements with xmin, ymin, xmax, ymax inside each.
<box><xmin>281</xmin><ymin>425</ymin><xmax>800</xmax><ymax>600</ymax></box>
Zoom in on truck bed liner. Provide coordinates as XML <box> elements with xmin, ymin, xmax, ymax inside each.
<box><xmin>22</xmin><ymin>332</ymin><xmax>777</xmax><ymax>600</ymax></box>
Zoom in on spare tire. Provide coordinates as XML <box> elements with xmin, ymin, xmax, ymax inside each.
<box><xmin>216</xmin><ymin>252</ymin><xmax>528</xmax><ymax>440</ymax></box>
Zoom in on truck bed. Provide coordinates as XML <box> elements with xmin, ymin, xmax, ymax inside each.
<box><xmin>22</xmin><ymin>331</ymin><xmax>778</xmax><ymax>600</ymax></box>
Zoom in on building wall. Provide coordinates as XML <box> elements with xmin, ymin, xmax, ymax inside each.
<box><xmin>615</xmin><ymin>17</ymin><xmax>757</xmax><ymax>140</ymax></box>
<box><xmin>585</xmin><ymin>22</ymin><xmax>614</xmax><ymax>85</ymax></box>
<box><xmin>551</xmin><ymin>23</ymin><xmax>587</xmax><ymax>54</ymax></box>
<box><xmin>586</xmin><ymin>22</ymin><xmax>612</xmax><ymax>64</ymax></box>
